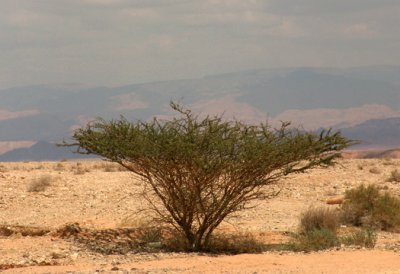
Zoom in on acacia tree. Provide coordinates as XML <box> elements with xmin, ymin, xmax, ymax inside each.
<box><xmin>66</xmin><ymin>102</ymin><xmax>352</xmax><ymax>251</ymax></box>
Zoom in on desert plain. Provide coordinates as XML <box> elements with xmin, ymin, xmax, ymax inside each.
<box><xmin>2</xmin><ymin>158</ymin><xmax>400</xmax><ymax>273</ymax></box>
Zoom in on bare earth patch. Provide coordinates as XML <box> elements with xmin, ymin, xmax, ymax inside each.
<box><xmin>1</xmin><ymin>159</ymin><xmax>400</xmax><ymax>273</ymax></box>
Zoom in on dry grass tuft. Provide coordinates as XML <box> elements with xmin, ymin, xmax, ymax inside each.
<box><xmin>53</xmin><ymin>162</ymin><xmax>65</xmax><ymax>171</ymax></box>
<box><xmin>0</xmin><ymin>164</ymin><xmax>7</xmax><ymax>172</ymax></box>
<box><xmin>71</xmin><ymin>163</ymin><xmax>89</xmax><ymax>175</ymax></box>
<box><xmin>369</xmin><ymin>167</ymin><xmax>381</xmax><ymax>174</ymax></box>
<box><xmin>387</xmin><ymin>169</ymin><xmax>400</xmax><ymax>182</ymax></box>
<box><xmin>340</xmin><ymin>228</ymin><xmax>376</xmax><ymax>248</ymax></box>
<box><xmin>27</xmin><ymin>175</ymin><xmax>53</xmax><ymax>192</ymax></box>
<box><xmin>299</xmin><ymin>207</ymin><xmax>339</xmax><ymax>234</ymax></box>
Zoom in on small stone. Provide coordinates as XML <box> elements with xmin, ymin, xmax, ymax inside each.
<box><xmin>51</xmin><ymin>250</ymin><xmax>66</xmax><ymax>259</ymax></box>
<box><xmin>70</xmin><ymin>252</ymin><xmax>79</xmax><ymax>261</ymax></box>
<box><xmin>110</xmin><ymin>266</ymin><xmax>119</xmax><ymax>271</ymax></box>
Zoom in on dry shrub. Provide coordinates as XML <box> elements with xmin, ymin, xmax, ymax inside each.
<box><xmin>369</xmin><ymin>167</ymin><xmax>381</xmax><ymax>174</ymax></box>
<box><xmin>35</xmin><ymin>164</ymin><xmax>44</xmax><ymax>170</ymax></box>
<box><xmin>73</xmin><ymin>167</ymin><xmax>87</xmax><ymax>175</ymax></box>
<box><xmin>27</xmin><ymin>175</ymin><xmax>52</xmax><ymax>192</ymax></box>
<box><xmin>71</xmin><ymin>163</ymin><xmax>89</xmax><ymax>175</ymax></box>
<box><xmin>299</xmin><ymin>207</ymin><xmax>339</xmax><ymax>234</ymax></box>
<box><xmin>290</xmin><ymin>206</ymin><xmax>378</xmax><ymax>252</ymax></box>
<box><xmin>119</xmin><ymin>215</ymin><xmax>162</xmax><ymax>247</ymax></box>
<box><xmin>54</xmin><ymin>162</ymin><xmax>65</xmax><ymax>171</ymax></box>
<box><xmin>341</xmin><ymin>184</ymin><xmax>379</xmax><ymax>227</ymax></box>
<box><xmin>340</xmin><ymin>228</ymin><xmax>376</xmax><ymax>248</ymax></box>
<box><xmin>387</xmin><ymin>169</ymin><xmax>400</xmax><ymax>182</ymax></box>
<box><xmin>341</xmin><ymin>184</ymin><xmax>400</xmax><ymax>231</ymax></box>
<box><xmin>373</xmin><ymin>193</ymin><xmax>400</xmax><ymax>230</ymax></box>
<box><xmin>383</xmin><ymin>159</ymin><xmax>394</xmax><ymax>166</ymax></box>
<box><xmin>102</xmin><ymin>162</ymin><xmax>127</xmax><ymax>172</ymax></box>
<box><xmin>0</xmin><ymin>225</ymin><xmax>50</xmax><ymax>237</ymax></box>
<box><xmin>93</xmin><ymin>162</ymin><xmax>122</xmax><ymax>172</ymax></box>
<box><xmin>103</xmin><ymin>164</ymin><xmax>116</xmax><ymax>172</ymax></box>
<box><xmin>206</xmin><ymin>233</ymin><xmax>266</xmax><ymax>254</ymax></box>
<box><xmin>291</xmin><ymin>228</ymin><xmax>339</xmax><ymax>251</ymax></box>
<box><xmin>0</xmin><ymin>164</ymin><xmax>7</xmax><ymax>172</ymax></box>
<box><xmin>163</xmin><ymin>231</ymin><xmax>266</xmax><ymax>254</ymax></box>
<box><xmin>290</xmin><ymin>207</ymin><xmax>340</xmax><ymax>251</ymax></box>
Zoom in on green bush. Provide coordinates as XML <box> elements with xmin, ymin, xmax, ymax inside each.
<box><xmin>292</xmin><ymin>228</ymin><xmax>339</xmax><ymax>251</ymax></box>
<box><xmin>341</xmin><ymin>184</ymin><xmax>400</xmax><ymax>231</ymax></box>
<box><xmin>373</xmin><ymin>193</ymin><xmax>400</xmax><ymax>231</ymax></box>
<box><xmin>341</xmin><ymin>184</ymin><xmax>380</xmax><ymax>227</ymax></box>
<box><xmin>340</xmin><ymin>229</ymin><xmax>376</xmax><ymax>248</ymax></box>
<box><xmin>290</xmin><ymin>206</ymin><xmax>377</xmax><ymax>252</ymax></box>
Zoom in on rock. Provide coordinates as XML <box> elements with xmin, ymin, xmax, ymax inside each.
<box><xmin>326</xmin><ymin>196</ymin><xmax>344</xmax><ymax>205</ymax></box>
<box><xmin>51</xmin><ymin>250</ymin><xmax>66</xmax><ymax>259</ymax></box>
<box><xmin>70</xmin><ymin>252</ymin><xmax>79</xmax><ymax>261</ymax></box>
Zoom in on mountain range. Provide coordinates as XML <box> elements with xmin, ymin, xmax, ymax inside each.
<box><xmin>0</xmin><ymin>65</ymin><xmax>399</xmax><ymax>161</ymax></box>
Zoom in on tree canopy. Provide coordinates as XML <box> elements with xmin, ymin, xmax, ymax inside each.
<box><xmin>66</xmin><ymin>102</ymin><xmax>352</xmax><ymax>251</ymax></box>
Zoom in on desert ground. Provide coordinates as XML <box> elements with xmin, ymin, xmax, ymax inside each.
<box><xmin>1</xmin><ymin>158</ymin><xmax>400</xmax><ymax>273</ymax></box>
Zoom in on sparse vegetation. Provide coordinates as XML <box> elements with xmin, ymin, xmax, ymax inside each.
<box><xmin>64</xmin><ymin>102</ymin><xmax>351</xmax><ymax>251</ymax></box>
<box><xmin>387</xmin><ymin>169</ymin><xmax>400</xmax><ymax>182</ymax></box>
<box><xmin>382</xmin><ymin>158</ymin><xmax>394</xmax><ymax>166</ymax></box>
<box><xmin>92</xmin><ymin>162</ymin><xmax>127</xmax><ymax>172</ymax></box>
<box><xmin>369</xmin><ymin>167</ymin><xmax>381</xmax><ymax>174</ymax></box>
<box><xmin>27</xmin><ymin>175</ymin><xmax>53</xmax><ymax>192</ymax></box>
<box><xmin>54</xmin><ymin>162</ymin><xmax>65</xmax><ymax>171</ymax></box>
<box><xmin>291</xmin><ymin>206</ymin><xmax>377</xmax><ymax>251</ymax></box>
<box><xmin>299</xmin><ymin>207</ymin><xmax>339</xmax><ymax>235</ymax></box>
<box><xmin>291</xmin><ymin>228</ymin><xmax>340</xmax><ymax>251</ymax></box>
<box><xmin>73</xmin><ymin>167</ymin><xmax>87</xmax><ymax>175</ymax></box>
<box><xmin>341</xmin><ymin>184</ymin><xmax>400</xmax><ymax>231</ymax></box>
<box><xmin>204</xmin><ymin>232</ymin><xmax>266</xmax><ymax>254</ymax></box>
<box><xmin>71</xmin><ymin>162</ymin><xmax>89</xmax><ymax>175</ymax></box>
<box><xmin>341</xmin><ymin>228</ymin><xmax>376</xmax><ymax>248</ymax></box>
<box><xmin>102</xmin><ymin>163</ymin><xmax>117</xmax><ymax>172</ymax></box>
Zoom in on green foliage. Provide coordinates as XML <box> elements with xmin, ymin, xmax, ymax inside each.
<box><xmin>292</xmin><ymin>228</ymin><xmax>340</xmax><ymax>251</ymax></box>
<box><xmin>65</xmin><ymin>102</ymin><xmax>352</xmax><ymax>251</ymax></box>
<box><xmin>292</xmin><ymin>207</ymin><xmax>376</xmax><ymax>252</ymax></box>
<box><xmin>373</xmin><ymin>193</ymin><xmax>400</xmax><ymax>230</ymax></box>
<box><xmin>341</xmin><ymin>229</ymin><xmax>376</xmax><ymax>248</ymax></box>
<box><xmin>341</xmin><ymin>184</ymin><xmax>400</xmax><ymax>231</ymax></box>
<box><xmin>341</xmin><ymin>184</ymin><xmax>380</xmax><ymax>227</ymax></box>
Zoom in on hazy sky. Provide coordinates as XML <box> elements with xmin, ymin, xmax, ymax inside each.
<box><xmin>1</xmin><ymin>0</ymin><xmax>399</xmax><ymax>88</ymax></box>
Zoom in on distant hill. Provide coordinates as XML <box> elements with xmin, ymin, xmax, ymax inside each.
<box><xmin>1</xmin><ymin>116</ymin><xmax>400</xmax><ymax>161</ymax></box>
<box><xmin>343</xmin><ymin>148</ymin><xmax>400</xmax><ymax>159</ymax></box>
<box><xmin>341</xmin><ymin>117</ymin><xmax>400</xmax><ymax>149</ymax></box>
<box><xmin>0</xmin><ymin>141</ymin><xmax>95</xmax><ymax>162</ymax></box>
<box><xmin>0</xmin><ymin>65</ymin><xmax>400</xmax><ymax>160</ymax></box>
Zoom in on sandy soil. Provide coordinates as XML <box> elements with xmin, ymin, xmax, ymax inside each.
<box><xmin>1</xmin><ymin>159</ymin><xmax>400</xmax><ymax>273</ymax></box>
